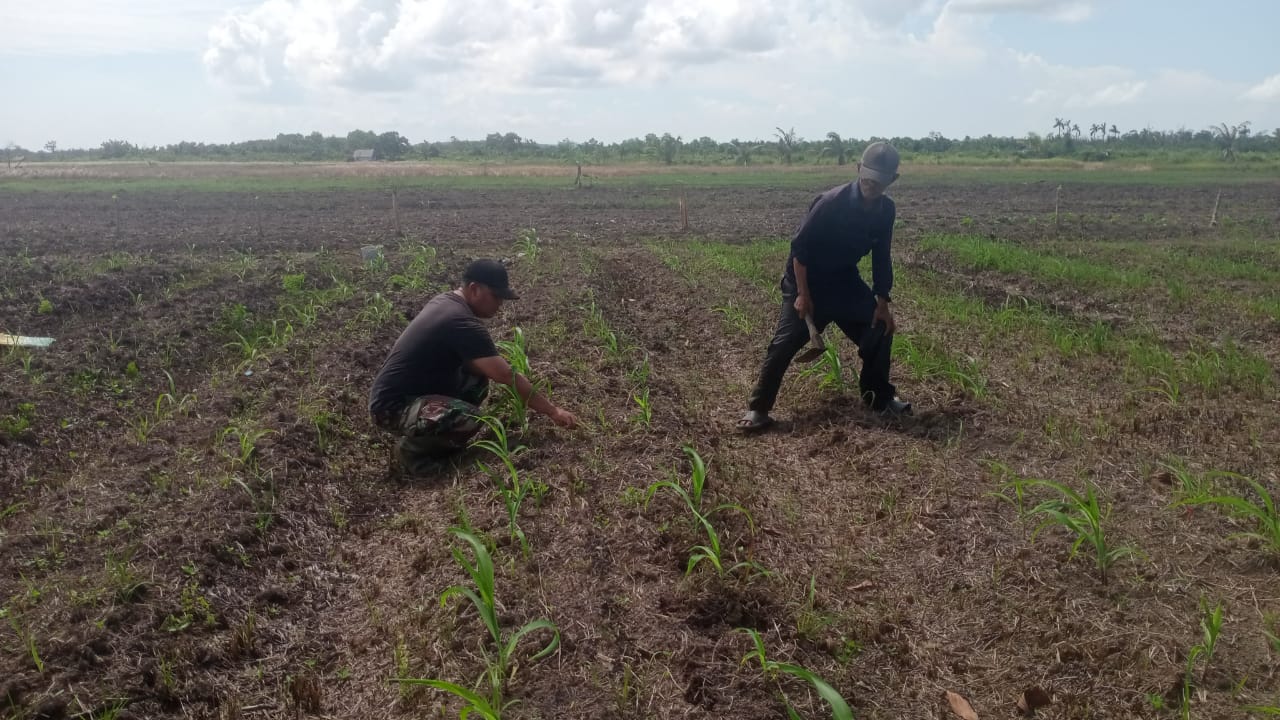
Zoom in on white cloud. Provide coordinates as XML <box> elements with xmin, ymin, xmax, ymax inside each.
<box><xmin>1016</xmin><ymin>52</ymin><xmax>1145</xmax><ymax>108</ymax></box>
<box><xmin>6</xmin><ymin>0</ymin><xmax>1277</xmax><ymax>148</ymax></box>
<box><xmin>1</xmin><ymin>0</ymin><xmax>239</xmax><ymax>55</ymax></box>
<box><xmin>947</xmin><ymin>0</ymin><xmax>1093</xmax><ymax>22</ymax></box>
<box><xmin>1243</xmin><ymin>73</ymin><xmax>1280</xmax><ymax>102</ymax></box>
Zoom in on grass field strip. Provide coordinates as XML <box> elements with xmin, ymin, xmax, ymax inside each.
<box><xmin>917</xmin><ymin>235</ymin><xmax>1275</xmax><ymax>395</ymax></box>
<box><xmin>923</xmin><ymin>233</ymin><xmax>1280</xmax><ymax>323</ymax></box>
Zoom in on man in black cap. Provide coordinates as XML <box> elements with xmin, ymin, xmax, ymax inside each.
<box><xmin>738</xmin><ymin>141</ymin><xmax>911</xmax><ymax>432</ymax></box>
<box><xmin>370</xmin><ymin>259</ymin><xmax>577</xmax><ymax>475</ymax></box>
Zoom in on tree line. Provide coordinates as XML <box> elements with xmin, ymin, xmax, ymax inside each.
<box><xmin>6</xmin><ymin>122</ymin><xmax>1279</xmax><ymax>167</ymax></box>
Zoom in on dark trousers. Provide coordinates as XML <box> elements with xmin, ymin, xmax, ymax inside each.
<box><xmin>748</xmin><ymin>295</ymin><xmax>897</xmax><ymax>413</ymax></box>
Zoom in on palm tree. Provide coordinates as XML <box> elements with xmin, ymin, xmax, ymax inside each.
<box><xmin>1071</xmin><ymin>123</ymin><xmax>1081</xmax><ymax>139</ymax></box>
<box><xmin>1052</xmin><ymin>118</ymin><xmax>1068</xmax><ymax>138</ymax></box>
<box><xmin>820</xmin><ymin>132</ymin><xmax>848</xmax><ymax>165</ymax></box>
<box><xmin>1088</xmin><ymin>123</ymin><xmax>1100</xmax><ymax>141</ymax></box>
<box><xmin>1210</xmin><ymin>122</ymin><xmax>1250</xmax><ymax>161</ymax></box>
<box><xmin>775</xmin><ymin>127</ymin><xmax>800</xmax><ymax>165</ymax></box>
<box><xmin>725</xmin><ymin>140</ymin><xmax>765</xmax><ymax>166</ymax></box>
<box><xmin>1108</xmin><ymin>124</ymin><xmax>1119</xmax><ymax>142</ymax></box>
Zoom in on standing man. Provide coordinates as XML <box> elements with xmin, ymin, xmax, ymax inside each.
<box><xmin>739</xmin><ymin>142</ymin><xmax>911</xmax><ymax>432</ymax></box>
<box><xmin>370</xmin><ymin>259</ymin><xmax>577</xmax><ymax>475</ymax></box>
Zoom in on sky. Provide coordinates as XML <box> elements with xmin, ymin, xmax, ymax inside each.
<box><xmin>2</xmin><ymin>0</ymin><xmax>1278</xmax><ymax>150</ymax></box>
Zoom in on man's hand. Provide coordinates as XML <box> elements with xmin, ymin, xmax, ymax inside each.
<box><xmin>793</xmin><ymin>294</ymin><xmax>813</xmax><ymax>318</ymax></box>
<box><xmin>873</xmin><ymin>298</ymin><xmax>896</xmax><ymax>335</ymax></box>
<box><xmin>549</xmin><ymin>407</ymin><xmax>578</xmax><ymax>429</ymax></box>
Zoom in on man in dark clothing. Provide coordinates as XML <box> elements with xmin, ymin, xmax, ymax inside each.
<box><xmin>739</xmin><ymin>142</ymin><xmax>911</xmax><ymax>432</ymax></box>
<box><xmin>370</xmin><ymin>259</ymin><xmax>577</xmax><ymax>474</ymax></box>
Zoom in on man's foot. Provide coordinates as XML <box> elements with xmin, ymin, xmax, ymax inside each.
<box><xmin>880</xmin><ymin>397</ymin><xmax>913</xmax><ymax>416</ymax></box>
<box><xmin>737</xmin><ymin>410</ymin><xmax>775</xmax><ymax>433</ymax></box>
<box><xmin>396</xmin><ymin>440</ymin><xmax>454</xmax><ymax>478</ymax></box>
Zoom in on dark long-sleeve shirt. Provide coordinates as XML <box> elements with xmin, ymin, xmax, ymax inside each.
<box><xmin>782</xmin><ymin>181</ymin><xmax>895</xmax><ymax>308</ymax></box>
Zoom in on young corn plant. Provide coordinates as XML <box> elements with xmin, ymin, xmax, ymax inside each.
<box><xmin>798</xmin><ymin>344</ymin><xmax>847</xmax><ymax>392</ymax></box>
<box><xmin>626</xmin><ymin>354</ymin><xmax>652</xmax><ymax>388</ymax></box>
<box><xmin>154</xmin><ymin>370</ymin><xmax>196</xmax><ymax>418</ymax></box>
<box><xmin>631</xmin><ymin>387</ymin><xmax>652</xmax><ymax>429</ymax></box>
<box><xmin>357</xmin><ymin>292</ymin><xmax>396</xmax><ymax>326</ymax></box>
<box><xmin>646</xmin><ymin>445</ymin><xmax>710</xmax><ymax>514</ymax></box>
<box><xmin>494</xmin><ymin>328</ymin><xmax>547</xmax><ymax>434</ymax></box>
<box><xmin>739</xmin><ymin>628</ymin><xmax>853</xmax><ymax>720</ymax></box>
<box><xmin>513</xmin><ymin>227</ymin><xmax>540</xmax><ymax>260</ymax></box>
<box><xmin>1181</xmin><ymin>598</ymin><xmax>1226</xmax><ymax>718</ymax></box>
<box><xmin>219</xmin><ymin>425</ymin><xmax>273</xmax><ymax>471</ymax></box>
<box><xmin>471</xmin><ymin>416</ymin><xmax>533</xmax><ymax>557</ymax></box>
<box><xmin>1013</xmin><ymin>478</ymin><xmax>1138</xmax><ymax>584</ymax></box>
<box><xmin>396</xmin><ymin>529</ymin><xmax>559</xmax><ymax>716</ymax></box>
<box><xmin>712</xmin><ymin>302</ymin><xmax>753</xmax><ymax>335</ymax></box>
<box><xmin>8</xmin><ymin>616</ymin><xmax>44</xmax><ymax>673</ymax></box>
<box><xmin>687</xmin><ymin>506</ymin><xmax>767</xmax><ymax>580</ymax></box>
<box><xmin>1176</xmin><ymin>474</ymin><xmax>1280</xmax><ymax>556</ymax></box>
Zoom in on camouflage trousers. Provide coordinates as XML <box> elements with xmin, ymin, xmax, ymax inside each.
<box><xmin>375</xmin><ymin>376</ymin><xmax>488</xmax><ymax>475</ymax></box>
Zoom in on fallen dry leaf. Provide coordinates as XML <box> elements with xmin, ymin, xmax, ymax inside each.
<box><xmin>849</xmin><ymin>580</ymin><xmax>874</xmax><ymax>591</ymax></box>
<box><xmin>1016</xmin><ymin>686</ymin><xmax>1052</xmax><ymax>714</ymax></box>
<box><xmin>945</xmin><ymin>690</ymin><xmax>978</xmax><ymax>720</ymax></box>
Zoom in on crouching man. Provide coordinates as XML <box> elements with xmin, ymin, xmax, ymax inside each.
<box><xmin>369</xmin><ymin>259</ymin><xmax>577</xmax><ymax>475</ymax></box>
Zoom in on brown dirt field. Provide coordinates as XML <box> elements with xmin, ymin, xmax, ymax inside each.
<box><xmin>2</xmin><ymin>177</ymin><xmax>1279</xmax><ymax>720</ymax></box>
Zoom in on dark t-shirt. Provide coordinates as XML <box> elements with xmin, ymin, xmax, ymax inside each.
<box><xmin>368</xmin><ymin>292</ymin><xmax>498</xmax><ymax>415</ymax></box>
<box><xmin>782</xmin><ymin>182</ymin><xmax>895</xmax><ymax>307</ymax></box>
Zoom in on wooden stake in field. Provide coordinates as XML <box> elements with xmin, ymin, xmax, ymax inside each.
<box><xmin>1209</xmin><ymin>189</ymin><xmax>1221</xmax><ymax>227</ymax></box>
<box><xmin>1054</xmin><ymin>184</ymin><xmax>1062</xmax><ymax>228</ymax></box>
<box><xmin>678</xmin><ymin>193</ymin><xmax>689</xmax><ymax>232</ymax></box>
<box><xmin>391</xmin><ymin>188</ymin><xmax>403</xmax><ymax>237</ymax></box>
<box><xmin>254</xmin><ymin>195</ymin><xmax>264</xmax><ymax>240</ymax></box>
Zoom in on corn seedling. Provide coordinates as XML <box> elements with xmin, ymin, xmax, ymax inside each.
<box><xmin>795</xmin><ymin>575</ymin><xmax>835</xmax><ymax>641</ymax></box>
<box><xmin>626</xmin><ymin>354</ymin><xmax>652</xmax><ymax>388</ymax></box>
<box><xmin>739</xmin><ymin>628</ymin><xmax>853</xmax><ymax>720</ymax></box>
<box><xmin>631</xmin><ymin>388</ymin><xmax>652</xmax><ymax>428</ymax></box>
<box><xmin>646</xmin><ymin>446</ymin><xmax>710</xmax><ymax>513</ymax></box>
<box><xmin>984</xmin><ymin>460</ymin><xmax>1029</xmax><ymax>513</ymax></box>
<box><xmin>234</xmin><ymin>475</ymin><xmax>278</xmax><ymax>532</ymax></box>
<box><xmin>493</xmin><ymin>380</ymin><xmax>531</xmax><ymax>435</ymax></box>
<box><xmin>472</xmin><ymin>416</ymin><xmax>533</xmax><ymax>556</ymax></box>
<box><xmin>231</xmin><ymin>250</ymin><xmax>258</xmax><ymax>282</ymax></box>
<box><xmin>358</xmin><ymin>292</ymin><xmax>395</xmax><ymax>325</ymax></box>
<box><xmin>495</xmin><ymin>329</ymin><xmax>537</xmax><ymax>432</ymax></box>
<box><xmin>582</xmin><ymin>298</ymin><xmax>608</xmax><ymax>339</ymax></box>
<box><xmin>131</xmin><ymin>415</ymin><xmax>155</xmax><ymax>444</ymax></box>
<box><xmin>687</xmin><ymin>504</ymin><xmax>766</xmax><ymax>580</ymax></box>
<box><xmin>106</xmin><ymin>550</ymin><xmax>146</xmax><ymax>602</ymax></box>
<box><xmin>496</xmin><ymin>327</ymin><xmax>533</xmax><ymax>377</ymax></box>
<box><xmin>713</xmin><ymin>302</ymin><xmax>753</xmax><ymax>335</ymax></box>
<box><xmin>1264</xmin><ymin>613</ymin><xmax>1280</xmax><ymax>655</ymax></box>
<box><xmin>1146</xmin><ymin>375</ymin><xmax>1183</xmax><ymax>406</ymax></box>
<box><xmin>1015</xmin><ymin>478</ymin><xmax>1138</xmax><ymax>584</ymax></box>
<box><xmin>8</xmin><ymin>616</ymin><xmax>44</xmax><ymax>673</ymax></box>
<box><xmin>154</xmin><ymin>370</ymin><xmax>196</xmax><ymax>418</ymax></box>
<box><xmin>389</xmin><ymin>243</ymin><xmax>443</xmax><ymax>290</ymax></box>
<box><xmin>1181</xmin><ymin>597</ymin><xmax>1226</xmax><ymax>717</ymax></box>
<box><xmin>514</xmin><ymin>227</ymin><xmax>540</xmax><ymax>260</ymax></box>
<box><xmin>602</xmin><ymin>329</ymin><xmax>626</xmax><ymax>360</ymax></box>
<box><xmin>396</xmin><ymin>528</ymin><xmax>559</xmax><ymax>715</ymax></box>
<box><xmin>1176</xmin><ymin>474</ymin><xmax>1280</xmax><ymax>555</ymax></box>
<box><xmin>799</xmin><ymin>343</ymin><xmax>847</xmax><ymax>391</ymax></box>
<box><xmin>283</xmin><ymin>300</ymin><xmax>320</xmax><ymax>327</ymax></box>
<box><xmin>219</xmin><ymin>425</ymin><xmax>272</xmax><ymax>470</ymax></box>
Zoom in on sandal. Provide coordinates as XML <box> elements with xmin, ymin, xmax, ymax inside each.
<box><xmin>736</xmin><ymin>410</ymin><xmax>775</xmax><ymax>433</ymax></box>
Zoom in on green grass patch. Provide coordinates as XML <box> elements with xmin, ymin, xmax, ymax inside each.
<box><xmin>919</xmin><ymin>234</ymin><xmax>1151</xmax><ymax>291</ymax></box>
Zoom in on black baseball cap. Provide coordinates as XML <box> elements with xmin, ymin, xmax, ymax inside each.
<box><xmin>463</xmin><ymin>259</ymin><xmax>519</xmax><ymax>300</ymax></box>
